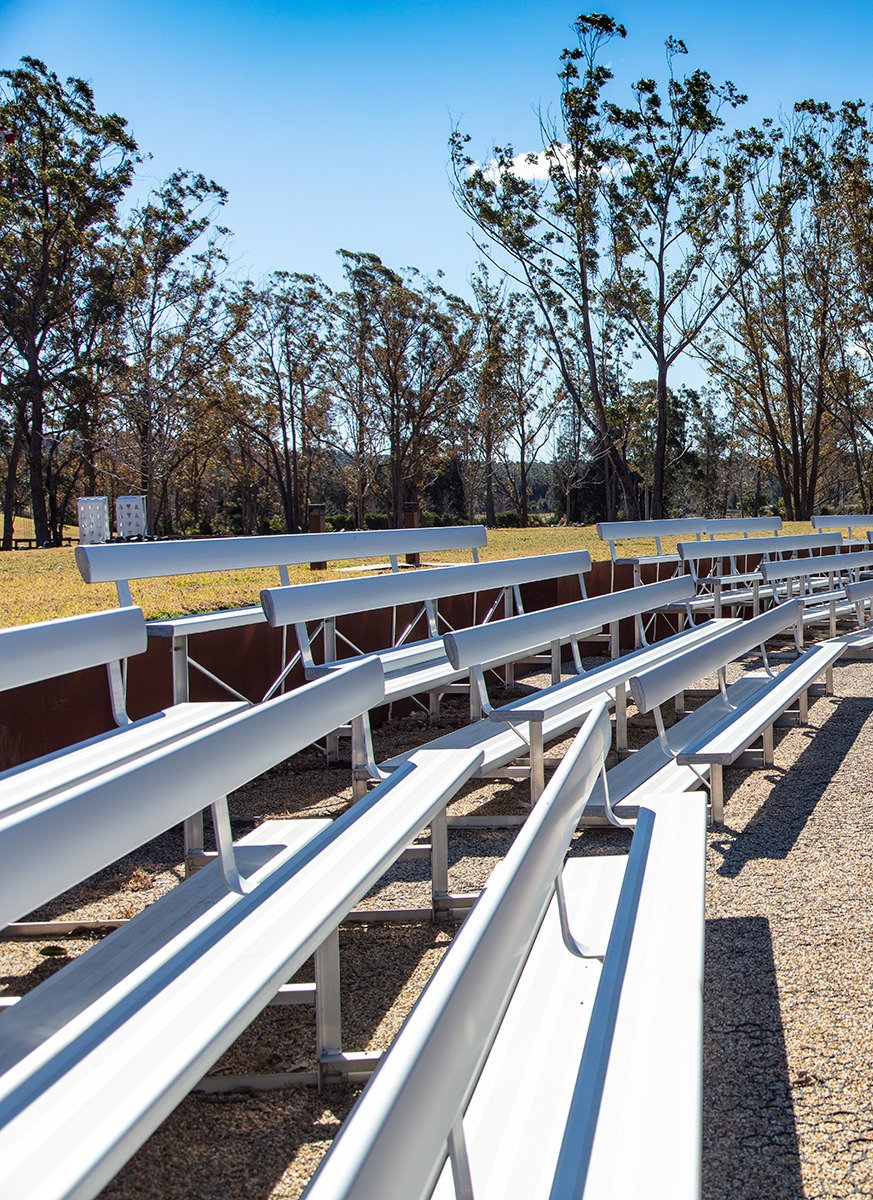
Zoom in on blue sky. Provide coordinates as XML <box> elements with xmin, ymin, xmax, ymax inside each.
<box><xmin>1</xmin><ymin>1</ymin><xmax>871</xmax><ymax>332</ymax></box>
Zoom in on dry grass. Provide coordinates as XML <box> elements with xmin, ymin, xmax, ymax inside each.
<box><xmin>0</xmin><ymin>521</ymin><xmax>818</xmax><ymax>629</ymax></box>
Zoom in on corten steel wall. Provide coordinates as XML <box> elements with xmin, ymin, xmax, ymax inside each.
<box><xmin>0</xmin><ymin>556</ymin><xmax>689</xmax><ymax>771</ymax></box>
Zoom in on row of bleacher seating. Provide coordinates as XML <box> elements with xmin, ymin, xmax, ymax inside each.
<box><xmin>2</xmin><ymin>523</ymin><xmax>869</xmax><ymax>1197</ymax></box>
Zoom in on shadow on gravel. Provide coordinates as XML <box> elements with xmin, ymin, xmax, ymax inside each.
<box><xmin>710</xmin><ymin>695</ymin><xmax>873</xmax><ymax>879</ymax></box>
<box><xmin>703</xmin><ymin>915</ymin><xmax>802</xmax><ymax>1200</ymax></box>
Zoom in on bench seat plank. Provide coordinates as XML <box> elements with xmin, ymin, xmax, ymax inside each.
<box><xmin>435</xmin><ymin>796</ymin><xmax>706</xmax><ymax>1200</ymax></box>
<box><xmin>488</xmin><ymin>619</ymin><xmax>740</xmax><ymax>723</ymax></box>
<box><xmin>564</xmin><ymin>794</ymin><xmax>706</xmax><ymax>1200</ymax></box>
<box><xmin>147</xmin><ymin>606</ymin><xmax>265</xmax><ymax>638</ymax></box>
<box><xmin>835</xmin><ymin>627</ymin><xmax>873</xmax><ymax>655</ymax></box>
<box><xmin>582</xmin><ymin>674</ymin><xmax>767</xmax><ymax>824</ymax></box>
<box><xmin>677</xmin><ymin>641</ymin><xmax>846</xmax><ymax>766</ymax></box>
<box><xmin>0</xmin><ymin>702</ymin><xmax>246</xmax><ymax>817</ymax></box>
<box><xmin>430</xmin><ymin>856</ymin><xmax>626</xmax><ymax>1199</ymax></box>
<box><xmin>381</xmin><ymin>695</ymin><xmax>606</xmax><ymax>776</ymax></box>
<box><xmin>308</xmin><ymin>636</ymin><xmax>446</xmax><ymax>677</ymax></box>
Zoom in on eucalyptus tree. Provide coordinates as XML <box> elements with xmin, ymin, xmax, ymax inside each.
<box><xmin>602</xmin><ymin>37</ymin><xmax>775</xmax><ymax>517</ymax></box>
<box><xmin>0</xmin><ymin>57</ymin><xmax>137</xmax><ymax>543</ymax></box>
<box><xmin>114</xmin><ymin>170</ymin><xmax>242</xmax><ymax>533</ymax></box>
<box><xmin>468</xmin><ymin>265</ymin><xmax>510</xmax><ymax>526</ymax></box>
<box><xmin>451</xmin><ymin>14</ymin><xmax>642</xmax><ymax>518</ymax></box>
<box><xmin>335</xmin><ymin>251</ymin><xmax>476</xmax><ymax>525</ymax></box>
<box><xmin>496</xmin><ymin>292</ymin><xmax>560</xmax><ymax>526</ymax></box>
<box><xmin>699</xmin><ymin>106</ymin><xmax>862</xmax><ymax>518</ymax></box>
<box><xmin>235</xmin><ymin>272</ymin><xmax>333</xmax><ymax>532</ymax></box>
<box><xmin>329</xmin><ymin>254</ymin><xmax>385</xmax><ymax>527</ymax></box>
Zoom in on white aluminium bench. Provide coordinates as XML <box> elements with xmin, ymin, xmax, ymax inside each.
<box><xmin>621</xmin><ymin>600</ymin><xmax>846</xmax><ymax>825</ymax></box>
<box><xmin>574</xmin><ymin>601</ymin><xmax>805</xmax><ymax>827</ymax></box>
<box><xmin>838</xmin><ymin>580</ymin><xmax>873</xmax><ymax>658</ymax></box>
<box><xmin>597</xmin><ymin>518</ymin><xmax>707</xmax><ymax>589</ymax></box>
<box><xmin>703</xmin><ymin>517</ymin><xmax>783</xmax><ymax>537</ymax></box>
<box><xmin>261</xmin><ymin>551</ymin><xmax>592</xmax><ymax>789</ymax></box>
<box><xmin>380</xmin><ymin>576</ymin><xmax>737</xmax><ymax>811</ymax></box>
<box><xmin>75</xmin><ymin>525</ymin><xmax>488</xmax><ymax>705</ymax></box>
<box><xmin>595</xmin><ymin>518</ymin><xmax>780</xmax><ymax>640</ymax></box>
<box><xmin>597</xmin><ymin>517</ymin><xmax>782</xmax><ymax>584</ymax></box>
<box><xmin>0</xmin><ymin>659</ymin><xmax>487</xmax><ymax>1200</ymax></box>
<box><xmin>812</xmin><ymin>513</ymin><xmax>873</xmax><ymax>546</ymax></box>
<box><xmin>0</xmin><ymin>607</ymin><xmax>247</xmax><ymax>892</ymax></box>
<box><xmin>677</xmin><ymin>531</ymin><xmax>843</xmax><ymax>617</ymax></box>
<box><xmin>757</xmin><ymin>548</ymin><xmax>873</xmax><ymax>635</ymax></box>
<box><xmin>303</xmin><ymin>704</ymin><xmax>708</xmax><ymax>1200</ymax></box>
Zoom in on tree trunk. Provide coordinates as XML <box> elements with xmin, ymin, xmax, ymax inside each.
<box><xmin>27</xmin><ymin>387</ymin><xmax>50</xmax><ymax>546</ymax></box>
<box><xmin>651</xmin><ymin>354</ymin><xmax>669</xmax><ymax>520</ymax></box>
<box><xmin>484</xmin><ymin>418</ymin><xmax>497</xmax><ymax>527</ymax></box>
<box><xmin>2</xmin><ymin>429</ymin><xmax>22</xmax><ymax>551</ymax></box>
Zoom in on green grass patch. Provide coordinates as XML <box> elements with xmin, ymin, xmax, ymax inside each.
<box><xmin>0</xmin><ymin>522</ymin><xmax>818</xmax><ymax>629</ymax></box>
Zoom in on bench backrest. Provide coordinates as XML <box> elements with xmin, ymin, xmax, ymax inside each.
<box><xmin>759</xmin><ymin>548</ymin><xmax>873</xmax><ymax>582</ymax></box>
<box><xmin>76</xmin><ymin>526</ymin><xmax>488</xmax><ymax>601</ymax></box>
<box><xmin>704</xmin><ymin>517</ymin><xmax>782</xmax><ymax>538</ymax></box>
<box><xmin>596</xmin><ymin>519</ymin><xmax>707</xmax><ymax>561</ymax></box>
<box><xmin>812</xmin><ymin>514</ymin><xmax>873</xmax><ymax>535</ymax></box>
<box><xmin>846</xmin><ymin>579</ymin><xmax>873</xmax><ymax>605</ymax></box>
<box><xmin>677</xmin><ymin>531</ymin><xmax>841</xmax><ymax>564</ymax></box>
<box><xmin>628</xmin><ymin>599</ymin><xmax>802</xmax><ymax>714</ymax></box>
<box><xmin>0</xmin><ymin>658</ymin><xmax>384</xmax><ymax>930</ymax></box>
<box><xmin>0</xmin><ymin>607</ymin><xmax>147</xmax><ymax>693</ymax></box>
<box><xmin>443</xmin><ymin>575</ymin><xmax>694</xmax><ymax>671</ymax></box>
<box><xmin>300</xmin><ymin>702</ymin><xmax>612</xmax><ymax>1200</ymax></box>
<box><xmin>261</xmin><ymin>551</ymin><xmax>591</xmax><ymax>628</ymax></box>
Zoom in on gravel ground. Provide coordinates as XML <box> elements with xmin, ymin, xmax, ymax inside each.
<box><xmin>1</xmin><ymin>658</ymin><xmax>872</xmax><ymax>1198</ymax></box>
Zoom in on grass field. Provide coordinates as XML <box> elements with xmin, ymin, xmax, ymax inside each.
<box><xmin>0</xmin><ymin>521</ymin><xmax>819</xmax><ymax>628</ymax></box>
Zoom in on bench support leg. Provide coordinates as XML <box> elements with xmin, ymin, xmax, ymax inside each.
<box><xmin>323</xmin><ymin>619</ymin><xmax>340</xmax><ymax>763</ymax></box>
<box><xmin>316</xmin><ymin>929</ymin><xmax>342</xmax><ymax>1089</ymax></box>
<box><xmin>469</xmin><ymin>676</ymin><xmax>483</xmax><ymax>721</ymax></box>
<box><xmin>529</xmin><ymin>722</ymin><xmax>545</xmax><ymax>803</ymax></box>
<box><xmin>762</xmin><ymin>724</ymin><xmax>774</xmax><ymax>767</ymax></box>
<box><xmin>174</xmin><ymin>635</ymin><xmax>205</xmax><ymax>871</ymax></box>
<box><xmin>615</xmin><ymin>682</ymin><xmax>628</xmax><ymax>755</ymax></box>
<box><xmin>799</xmin><ymin>689</ymin><xmax>809</xmax><ymax>724</ymax></box>
<box><xmin>709</xmin><ymin>763</ymin><xmax>724</xmax><ymax>828</ymax></box>
<box><xmin>351</xmin><ymin>714</ymin><xmax>387</xmax><ymax>801</ymax></box>
<box><xmin>430</xmin><ymin>808</ymin><xmax>449</xmax><ymax>916</ymax></box>
<box><xmin>550</xmin><ymin>640</ymin><xmax>562</xmax><ymax>685</ymax></box>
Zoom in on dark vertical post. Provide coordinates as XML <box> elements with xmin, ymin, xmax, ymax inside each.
<box><xmin>404</xmin><ymin>503</ymin><xmax>420</xmax><ymax>566</ymax></box>
<box><xmin>309</xmin><ymin>503</ymin><xmax>327</xmax><ymax>570</ymax></box>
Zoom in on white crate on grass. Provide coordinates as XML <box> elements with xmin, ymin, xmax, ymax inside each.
<box><xmin>77</xmin><ymin>497</ymin><xmax>110</xmax><ymax>545</ymax></box>
<box><xmin>115</xmin><ymin>495</ymin><xmax>147</xmax><ymax>540</ymax></box>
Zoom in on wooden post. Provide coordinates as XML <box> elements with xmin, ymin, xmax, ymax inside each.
<box><xmin>309</xmin><ymin>503</ymin><xmax>327</xmax><ymax>570</ymax></box>
<box><xmin>404</xmin><ymin>503</ymin><xmax>420</xmax><ymax>566</ymax></box>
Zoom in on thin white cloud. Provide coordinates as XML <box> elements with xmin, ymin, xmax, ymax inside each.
<box><xmin>477</xmin><ymin>145</ymin><xmax>572</xmax><ymax>183</ymax></box>
<box><xmin>475</xmin><ymin>144</ymin><xmax>625</xmax><ymax>184</ymax></box>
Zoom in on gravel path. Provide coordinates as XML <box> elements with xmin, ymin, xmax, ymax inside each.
<box><xmin>703</xmin><ymin>659</ymin><xmax>873</xmax><ymax>1200</ymax></box>
<box><xmin>1</xmin><ymin>660</ymin><xmax>872</xmax><ymax>1198</ymax></box>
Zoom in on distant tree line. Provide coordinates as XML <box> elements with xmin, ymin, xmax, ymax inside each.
<box><xmin>4</xmin><ymin>28</ymin><xmax>873</xmax><ymax>545</ymax></box>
